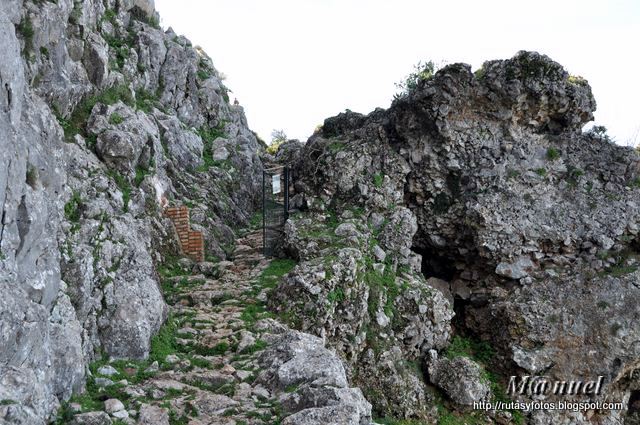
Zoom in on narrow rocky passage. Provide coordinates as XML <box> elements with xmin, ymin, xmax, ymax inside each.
<box><xmin>144</xmin><ymin>231</ymin><xmax>275</xmax><ymax>425</ymax></box>
<box><xmin>61</xmin><ymin>230</ymin><xmax>372</xmax><ymax>425</ymax></box>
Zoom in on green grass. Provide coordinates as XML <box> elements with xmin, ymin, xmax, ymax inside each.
<box><xmin>249</xmin><ymin>211</ymin><xmax>262</xmax><ymax>229</ymax></box>
<box><xmin>546</xmin><ymin>147</ymin><xmax>560</xmax><ymax>161</ymax></box>
<box><xmin>605</xmin><ymin>265</ymin><xmax>637</xmax><ymax>277</ymax></box>
<box><xmin>240</xmin><ymin>303</ymin><xmax>273</xmax><ymax>328</ymax></box>
<box><xmin>376</xmin><ymin>419</ymin><xmax>431</xmax><ymax>425</ymax></box>
<box><xmin>240</xmin><ymin>339</ymin><xmax>268</xmax><ymax>354</ymax></box>
<box><xmin>157</xmin><ymin>255</ymin><xmax>190</xmax><ymax>279</ymax></box>
<box><xmin>160</xmin><ymin>277</ymin><xmax>205</xmax><ymax>299</ymax></box>
<box><xmin>107</xmin><ymin>170</ymin><xmax>131</xmax><ymax>212</ymax></box>
<box><xmin>364</xmin><ymin>261</ymin><xmax>400</xmax><ymax>318</ymax></box>
<box><xmin>149</xmin><ymin>315</ymin><xmax>180</xmax><ymax>365</ymax></box>
<box><xmin>134</xmin><ymin>163</ymin><xmax>153</xmax><ymax>187</ymax></box>
<box><xmin>257</xmin><ymin>259</ymin><xmax>297</xmax><ymax>289</ymax></box>
<box><xmin>17</xmin><ymin>15</ymin><xmax>34</xmax><ymax>52</ymax></box>
<box><xmin>197</xmin><ymin>123</ymin><xmax>227</xmax><ymax>171</ymax></box>
<box><xmin>373</xmin><ymin>173</ymin><xmax>384</xmax><ymax>188</ymax></box>
<box><xmin>327</xmin><ymin>288</ymin><xmax>345</xmax><ymax>304</ymax></box>
<box><xmin>104</xmin><ymin>33</ymin><xmax>134</xmax><ymax>70</ymax></box>
<box><xmin>241</xmin><ymin>259</ymin><xmax>296</xmax><ymax>328</ymax></box>
<box><xmin>57</xmin><ymin>84</ymin><xmax>134</xmax><ymax>144</ymax></box>
<box><xmin>26</xmin><ymin>165</ymin><xmax>37</xmax><ymax>188</ymax></box>
<box><xmin>445</xmin><ymin>335</ymin><xmax>495</xmax><ymax>363</ymax></box>
<box><xmin>328</xmin><ymin>141</ymin><xmax>345</xmax><ymax>153</ymax></box>
<box><xmin>64</xmin><ymin>191</ymin><xmax>82</xmax><ymax>222</ymax></box>
<box><xmin>534</xmin><ymin>168</ymin><xmax>547</xmax><ymax>176</ymax></box>
<box><xmin>109</xmin><ymin>112</ymin><xmax>124</xmax><ymax>125</ymax></box>
<box><xmin>135</xmin><ymin>88</ymin><xmax>160</xmax><ymax>113</ymax></box>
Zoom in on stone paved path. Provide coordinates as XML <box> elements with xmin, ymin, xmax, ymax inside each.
<box><xmin>68</xmin><ymin>229</ymin><xmax>371</xmax><ymax>425</ymax></box>
<box><xmin>98</xmin><ymin>231</ymin><xmax>283</xmax><ymax>425</ymax></box>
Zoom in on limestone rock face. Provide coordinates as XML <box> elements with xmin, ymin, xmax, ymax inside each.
<box><xmin>282</xmin><ymin>51</ymin><xmax>640</xmax><ymax>423</ymax></box>
<box><xmin>0</xmin><ymin>0</ymin><xmax>263</xmax><ymax>422</ymax></box>
<box><xmin>0</xmin><ymin>7</ymin><xmax>84</xmax><ymax>424</ymax></box>
<box><xmin>270</xmin><ymin>211</ymin><xmax>453</xmax><ymax>418</ymax></box>
<box><xmin>256</xmin><ymin>320</ymin><xmax>372</xmax><ymax>425</ymax></box>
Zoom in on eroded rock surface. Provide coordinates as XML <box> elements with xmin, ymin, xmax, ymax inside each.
<box><xmin>1</xmin><ymin>0</ymin><xmax>262</xmax><ymax>422</ymax></box>
<box><xmin>276</xmin><ymin>51</ymin><xmax>640</xmax><ymax>423</ymax></box>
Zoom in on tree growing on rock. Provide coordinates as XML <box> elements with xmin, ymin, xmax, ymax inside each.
<box><xmin>267</xmin><ymin>129</ymin><xmax>288</xmax><ymax>155</ymax></box>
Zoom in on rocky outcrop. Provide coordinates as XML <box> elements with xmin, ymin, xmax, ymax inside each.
<box><xmin>1</xmin><ymin>0</ymin><xmax>263</xmax><ymax>422</ymax></box>
<box><xmin>278</xmin><ymin>51</ymin><xmax>640</xmax><ymax>423</ymax></box>
<box><xmin>256</xmin><ymin>320</ymin><xmax>372</xmax><ymax>425</ymax></box>
<box><xmin>0</xmin><ymin>6</ymin><xmax>85</xmax><ymax>423</ymax></box>
<box><xmin>270</xmin><ymin>209</ymin><xmax>453</xmax><ymax>419</ymax></box>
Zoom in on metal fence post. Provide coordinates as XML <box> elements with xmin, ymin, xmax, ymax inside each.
<box><xmin>262</xmin><ymin>170</ymin><xmax>266</xmax><ymax>257</ymax></box>
<box><xmin>284</xmin><ymin>166</ymin><xmax>290</xmax><ymax>221</ymax></box>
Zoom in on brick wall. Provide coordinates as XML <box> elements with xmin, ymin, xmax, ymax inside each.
<box><xmin>165</xmin><ymin>206</ymin><xmax>204</xmax><ymax>262</ymax></box>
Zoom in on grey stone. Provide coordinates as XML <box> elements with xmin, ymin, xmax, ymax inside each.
<box><xmin>70</xmin><ymin>412</ymin><xmax>113</xmax><ymax>425</ymax></box>
<box><xmin>95</xmin><ymin>378</ymin><xmax>115</xmax><ymax>388</ymax></box>
<box><xmin>97</xmin><ymin>365</ymin><xmax>119</xmax><ymax>377</ymax></box>
<box><xmin>495</xmin><ymin>256</ymin><xmax>535</xmax><ymax>279</ymax></box>
<box><xmin>256</xmin><ymin>325</ymin><xmax>372</xmax><ymax>423</ymax></box>
<box><xmin>144</xmin><ymin>361</ymin><xmax>159</xmax><ymax>373</ymax></box>
<box><xmin>237</xmin><ymin>331</ymin><xmax>256</xmax><ymax>353</ymax></box>
<box><xmin>428</xmin><ymin>357</ymin><xmax>491</xmax><ymax>406</ymax></box>
<box><xmin>165</xmin><ymin>354</ymin><xmax>180</xmax><ymax>364</ymax></box>
<box><xmin>137</xmin><ymin>404</ymin><xmax>169</xmax><ymax>425</ymax></box>
<box><xmin>212</xmin><ymin>146</ymin><xmax>230</xmax><ymax>161</ymax></box>
<box><xmin>104</xmin><ymin>399</ymin><xmax>125</xmax><ymax>414</ymax></box>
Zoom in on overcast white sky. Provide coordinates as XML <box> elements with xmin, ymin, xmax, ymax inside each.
<box><xmin>155</xmin><ymin>0</ymin><xmax>640</xmax><ymax>145</ymax></box>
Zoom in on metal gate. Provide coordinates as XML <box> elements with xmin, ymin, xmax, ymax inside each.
<box><xmin>262</xmin><ymin>166</ymin><xmax>290</xmax><ymax>257</ymax></box>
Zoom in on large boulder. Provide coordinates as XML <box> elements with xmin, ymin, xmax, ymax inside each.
<box><xmin>428</xmin><ymin>356</ymin><xmax>491</xmax><ymax>406</ymax></box>
<box><xmin>255</xmin><ymin>320</ymin><xmax>372</xmax><ymax>425</ymax></box>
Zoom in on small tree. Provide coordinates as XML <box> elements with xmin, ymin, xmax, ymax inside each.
<box><xmin>394</xmin><ymin>60</ymin><xmax>440</xmax><ymax>97</ymax></box>
<box><xmin>267</xmin><ymin>129</ymin><xmax>287</xmax><ymax>155</ymax></box>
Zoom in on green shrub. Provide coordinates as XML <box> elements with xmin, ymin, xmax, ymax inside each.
<box><xmin>135</xmin><ymin>89</ymin><xmax>159</xmax><ymax>113</ymax></box>
<box><xmin>395</xmin><ymin>60</ymin><xmax>438</xmax><ymax>96</ymax></box>
<box><xmin>64</xmin><ymin>191</ymin><xmax>82</xmax><ymax>222</ymax></box>
<box><xmin>109</xmin><ymin>112</ymin><xmax>124</xmax><ymax>125</ymax></box>
<box><xmin>197</xmin><ymin>123</ymin><xmax>227</xmax><ymax>170</ymax></box>
<box><xmin>266</xmin><ymin>140</ymin><xmax>283</xmax><ymax>155</ymax></box>
<box><xmin>546</xmin><ymin>147</ymin><xmax>560</xmax><ymax>161</ymax></box>
<box><xmin>104</xmin><ymin>33</ymin><xmax>133</xmax><ymax>70</ymax></box>
<box><xmin>107</xmin><ymin>170</ymin><xmax>131</xmax><ymax>212</ymax></box>
<box><xmin>26</xmin><ymin>165</ymin><xmax>38</xmax><ymax>188</ymax></box>
<box><xmin>17</xmin><ymin>16</ymin><xmax>34</xmax><ymax>52</ymax></box>
<box><xmin>59</xmin><ymin>84</ymin><xmax>133</xmax><ymax>144</ymax></box>
<box><xmin>445</xmin><ymin>335</ymin><xmax>494</xmax><ymax>363</ymax></box>
<box><xmin>567</xmin><ymin>75</ymin><xmax>587</xmax><ymax>86</ymax></box>
<box><xmin>373</xmin><ymin>173</ymin><xmax>384</xmax><ymax>188</ymax></box>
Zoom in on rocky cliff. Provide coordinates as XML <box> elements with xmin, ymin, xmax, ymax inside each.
<box><xmin>273</xmin><ymin>52</ymin><xmax>640</xmax><ymax>424</ymax></box>
<box><xmin>0</xmin><ymin>0</ymin><xmax>263</xmax><ymax>422</ymax></box>
<box><xmin>1</xmin><ymin>1</ymin><xmax>639</xmax><ymax>424</ymax></box>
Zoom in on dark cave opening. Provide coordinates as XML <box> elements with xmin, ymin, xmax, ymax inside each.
<box><xmin>629</xmin><ymin>390</ymin><xmax>640</xmax><ymax>414</ymax></box>
<box><xmin>414</xmin><ymin>245</ymin><xmax>458</xmax><ymax>281</ymax></box>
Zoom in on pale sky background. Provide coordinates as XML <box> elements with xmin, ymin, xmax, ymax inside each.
<box><xmin>155</xmin><ymin>0</ymin><xmax>640</xmax><ymax>146</ymax></box>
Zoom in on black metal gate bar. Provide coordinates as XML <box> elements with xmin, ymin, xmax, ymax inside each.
<box><xmin>262</xmin><ymin>166</ymin><xmax>290</xmax><ymax>257</ymax></box>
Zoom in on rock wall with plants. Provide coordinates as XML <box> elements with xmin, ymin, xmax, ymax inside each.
<box><xmin>0</xmin><ymin>0</ymin><xmax>263</xmax><ymax>423</ymax></box>
<box><xmin>275</xmin><ymin>51</ymin><xmax>640</xmax><ymax>424</ymax></box>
